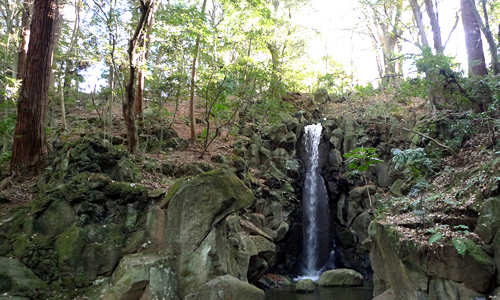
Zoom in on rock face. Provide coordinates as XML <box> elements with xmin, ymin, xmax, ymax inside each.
<box><xmin>370</xmin><ymin>222</ymin><xmax>493</xmax><ymax>299</ymax></box>
<box><xmin>159</xmin><ymin>169</ymin><xmax>258</xmax><ymax>297</ymax></box>
<box><xmin>316</xmin><ymin>269</ymin><xmax>364</xmax><ymax>287</ymax></box>
<box><xmin>0</xmin><ymin>136</ymin><xmax>163</xmax><ymax>298</ymax></box>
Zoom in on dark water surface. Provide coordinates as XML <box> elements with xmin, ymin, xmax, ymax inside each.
<box><xmin>265</xmin><ymin>285</ymin><xmax>374</xmax><ymax>300</ymax></box>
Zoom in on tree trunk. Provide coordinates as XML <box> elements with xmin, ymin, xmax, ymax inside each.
<box><xmin>49</xmin><ymin>2</ymin><xmax>63</xmax><ymax>87</ymax></box>
<box><xmin>189</xmin><ymin>0</ymin><xmax>208</xmax><ymax>142</ymax></box>
<box><xmin>424</xmin><ymin>0</ymin><xmax>443</xmax><ymax>53</ymax></box>
<box><xmin>134</xmin><ymin>3</ymin><xmax>156</xmax><ymax>123</ymax></box>
<box><xmin>124</xmin><ymin>0</ymin><xmax>156</xmax><ymax>153</ymax></box>
<box><xmin>16</xmin><ymin>0</ymin><xmax>33</xmax><ymax>81</ymax></box>
<box><xmin>10</xmin><ymin>0</ymin><xmax>59</xmax><ymax>175</ymax></box>
<box><xmin>267</xmin><ymin>41</ymin><xmax>282</xmax><ymax>99</ymax></box>
<box><xmin>410</xmin><ymin>0</ymin><xmax>429</xmax><ymax>46</ymax></box>
<box><xmin>461</xmin><ymin>0</ymin><xmax>488</xmax><ymax>76</ymax></box>
<box><xmin>466</xmin><ymin>0</ymin><xmax>500</xmax><ymax>74</ymax></box>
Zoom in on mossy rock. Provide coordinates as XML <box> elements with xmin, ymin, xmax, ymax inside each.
<box><xmin>82</xmin><ymin>223</ymin><xmax>126</xmax><ymax>277</ymax></box>
<box><xmin>0</xmin><ymin>257</ymin><xmax>49</xmax><ymax>298</ymax></box>
<box><xmin>103</xmin><ymin>181</ymin><xmax>148</xmax><ymax>204</ymax></box>
<box><xmin>165</xmin><ymin>169</ymin><xmax>254</xmax><ymax>255</ymax></box>
<box><xmin>0</xmin><ymin>234</ymin><xmax>11</xmax><ymax>256</ymax></box>
<box><xmin>174</xmin><ymin>162</ymin><xmax>213</xmax><ymax>178</ymax></box>
<box><xmin>55</xmin><ymin>226</ymin><xmax>87</xmax><ymax>273</ymax></box>
<box><xmin>43</xmin><ymin>135</ymin><xmax>142</xmax><ymax>184</ymax></box>
<box><xmin>0</xmin><ymin>207</ymin><xmax>34</xmax><ymax>237</ymax></box>
<box><xmin>35</xmin><ymin>199</ymin><xmax>76</xmax><ymax>238</ymax></box>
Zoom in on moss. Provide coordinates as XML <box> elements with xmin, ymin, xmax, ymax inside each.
<box><xmin>464</xmin><ymin>239</ymin><xmax>493</xmax><ymax>266</ymax></box>
<box><xmin>0</xmin><ymin>207</ymin><xmax>33</xmax><ymax>237</ymax></box>
<box><xmin>104</xmin><ymin>181</ymin><xmax>148</xmax><ymax>204</ymax></box>
<box><xmin>55</xmin><ymin>226</ymin><xmax>87</xmax><ymax>273</ymax></box>
<box><xmin>160</xmin><ymin>178</ymin><xmax>185</xmax><ymax>209</ymax></box>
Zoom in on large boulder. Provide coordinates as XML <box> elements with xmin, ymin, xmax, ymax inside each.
<box><xmin>163</xmin><ymin>169</ymin><xmax>254</xmax><ymax>255</ymax></box>
<box><xmin>161</xmin><ymin>170</ymin><xmax>255</xmax><ymax>297</ymax></box>
<box><xmin>476</xmin><ymin>197</ymin><xmax>500</xmax><ymax>244</ymax></box>
<box><xmin>185</xmin><ymin>275</ymin><xmax>265</xmax><ymax>300</ymax></box>
<box><xmin>317</xmin><ymin>269</ymin><xmax>363</xmax><ymax>287</ymax></box>
<box><xmin>100</xmin><ymin>254</ymin><xmax>177</xmax><ymax>300</ymax></box>
<box><xmin>0</xmin><ymin>257</ymin><xmax>48</xmax><ymax>298</ymax></box>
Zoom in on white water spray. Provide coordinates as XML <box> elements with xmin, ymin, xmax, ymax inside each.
<box><xmin>300</xmin><ymin>123</ymin><xmax>331</xmax><ymax>280</ymax></box>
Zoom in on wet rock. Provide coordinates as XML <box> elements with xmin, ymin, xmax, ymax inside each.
<box><xmin>330</xmin><ymin>128</ymin><xmax>343</xmax><ymax>150</ymax></box>
<box><xmin>317</xmin><ymin>269</ymin><xmax>363</xmax><ymax>287</ymax></box>
<box><xmin>295</xmin><ymin>279</ymin><xmax>315</xmax><ymax>293</ymax></box>
<box><xmin>328</xmin><ymin>149</ymin><xmax>342</xmax><ymax>168</ymax></box>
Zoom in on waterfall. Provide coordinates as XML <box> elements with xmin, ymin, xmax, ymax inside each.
<box><xmin>300</xmin><ymin>124</ymin><xmax>331</xmax><ymax>280</ymax></box>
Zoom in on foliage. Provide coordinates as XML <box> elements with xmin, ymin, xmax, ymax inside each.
<box><xmin>393</xmin><ymin>77</ymin><xmax>427</xmax><ymax>104</ymax></box>
<box><xmin>344</xmin><ymin>147</ymin><xmax>382</xmax><ymax>208</ymax></box>
<box><xmin>315</xmin><ymin>60</ymin><xmax>352</xmax><ymax>96</ymax></box>
<box><xmin>391</xmin><ymin>148</ymin><xmax>432</xmax><ymax>179</ymax></box>
<box><xmin>344</xmin><ymin>147</ymin><xmax>383</xmax><ymax>173</ymax></box>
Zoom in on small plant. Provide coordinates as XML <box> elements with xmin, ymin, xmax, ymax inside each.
<box><xmin>344</xmin><ymin>147</ymin><xmax>382</xmax><ymax>207</ymax></box>
<box><xmin>392</xmin><ymin>148</ymin><xmax>432</xmax><ymax>179</ymax></box>
<box><xmin>426</xmin><ymin>224</ymin><xmax>448</xmax><ymax>245</ymax></box>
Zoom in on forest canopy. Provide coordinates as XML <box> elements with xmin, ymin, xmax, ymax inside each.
<box><xmin>1</xmin><ymin>0</ymin><xmax>500</xmax><ymax>171</ymax></box>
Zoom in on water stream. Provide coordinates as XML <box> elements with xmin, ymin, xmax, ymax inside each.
<box><xmin>299</xmin><ymin>124</ymin><xmax>331</xmax><ymax>280</ymax></box>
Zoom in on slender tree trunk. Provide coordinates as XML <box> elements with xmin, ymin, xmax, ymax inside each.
<box><xmin>189</xmin><ymin>0</ymin><xmax>208</xmax><ymax>142</ymax></box>
<box><xmin>410</xmin><ymin>0</ymin><xmax>439</xmax><ymax>109</ymax></box>
<box><xmin>461</xmin><ymin>0</ymin><xmax>488</xmax><ymax>76</ymax></box>
<box><xmin>410</xmin><ymin>0</ymin><xmax>429</xmax><ymax>46</ymax></box>
<box><xmin>59</xmin><ymin>67</ymin><xmax>66</xmax><ymax>130</ymax></box>
<box><xmin>267</xmin><ymin>41</ymin><xmax>282</xmax><ymax>99</ymax></box>
<box><xmin>424</xmin><ymin>0</ymin><xmax>443</xmax><ymax>53</ymax></box>
<box><xmin>49</xmin><ymin>2</ymin><xmax>63</xmax><ymax>87</ymax></box>
<box><xmin>10</xmin><ymin>0</ymin><xmax>59</xmax><ymax>175</ymax></box>
<box><xmin>124</xmin><ymin>0</ymin><xmax>156</xmax><ymax>153</ymax></box>
<box><xmin>466</xmin><ymin>0</ymin><xmax>500</xmax><ymax>74</ymax></box>
<box><xmin>134</xmin><ymin>4</ymin><xmax>156</xmax><ymax>123</ymax></box>
<box><xmin>17</xmin><ymin>0</ymin><xmax>33</xmax><ymax>81</ymax></box>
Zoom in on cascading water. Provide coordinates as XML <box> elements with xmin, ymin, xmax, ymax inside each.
<box><xmin>300</xmin><ymin>124</ymin><xmax>331</xmax><ymax>280</ymax></box>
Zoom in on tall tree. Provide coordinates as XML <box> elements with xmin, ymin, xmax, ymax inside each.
<box><xmin>362</xmin><ymin>0</ymin><xmax>405</xmax><ymax>86</ymax></box>
<box><xmin>466</xmin><ymin>0</ymin><xmax>500</xmax><ymax>74</ymax></box>
<box><xmin>461</xmin><ymin>0</ymin><xmax>488</xmax><ymax>76</ymax></box>
<box><xmin>134</xmin><ymin>2</ymin><xmax>157</xmax><ymax>123</ymax></box>
<box><xmin>409</xmin><ymin>0</ymin><xmax>428</xmax><ymax>46</ymax></box>
<box><xmin>189</xmin><ymin>0</ymin><xmax>208</xmax><ymax>142</ymax></box>
<box><xmin>124</xmin><ymin>0</ymin><xmax>156</xmax><ymax>153</ymax></box>
<box><xmin>10</xmin><ymin>0</ymin><xmax>59</xmax><ymax>174</ymax></box>
<box><xmin>424</xmin><ymin>0</ymin><xmax>443</xmax><ymax>53</ymax></box>
<box><xmin>16</xmin><ymin>0</ymin><xmax>33</xmax><ymax>81</ymax></box>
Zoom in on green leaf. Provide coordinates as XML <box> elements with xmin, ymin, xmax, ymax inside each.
<box><xmin>452</xmin><ymin>238</ymin><xmax>467</xmax><ymax>255</ymax></box>
<box><xmin>429</xmin><ymin>233</ymin><xmax>443</xmax><ymax>244</ymax></box>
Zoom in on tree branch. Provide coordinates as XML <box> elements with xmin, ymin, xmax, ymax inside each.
<box><xmin>367</xmin><ymin>121</ymin><xmax>459</xmax><ymax>157</ymax></box>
